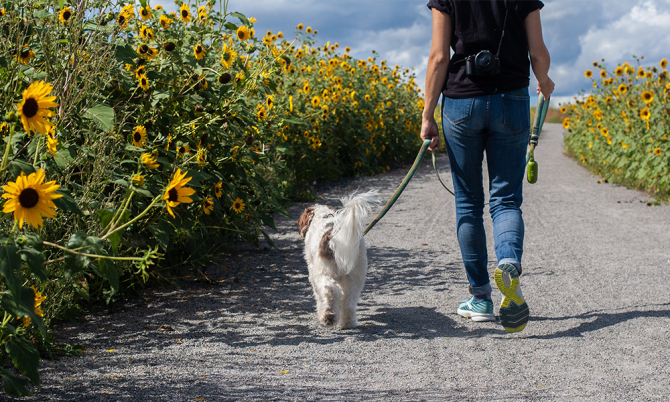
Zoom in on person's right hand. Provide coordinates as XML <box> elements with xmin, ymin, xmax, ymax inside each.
<box><xmin>537</xmin><ymin>76</ymin><xmax>555</xmax><ymax>99</ymax></box>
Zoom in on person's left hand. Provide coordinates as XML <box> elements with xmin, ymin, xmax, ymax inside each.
<box><xmin>420</xmin><ymin>115</ymin><xmax>440</xmax><ymax>151</ymax></box>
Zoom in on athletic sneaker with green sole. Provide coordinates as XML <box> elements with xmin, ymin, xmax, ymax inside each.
<box><xmin>457</xmin><ymin>296</ymin><xmax>495</xmax><ymax>322</ymax></box>
<box><xmin>495</xmin><ymin>263</ymin><xmax>529</xmax><ymax>333</ymax></box>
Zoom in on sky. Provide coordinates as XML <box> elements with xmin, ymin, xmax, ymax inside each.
<box><xmin>156</xmin><ymin>0</ymin><xmax>670</xmax><ymax>106</ymax></box>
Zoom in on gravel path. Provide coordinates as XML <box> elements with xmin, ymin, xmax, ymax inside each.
<box><xmin>21</xmin><ymin>124</ymin><xmax>670</xmax><ymax>401</ymax></box>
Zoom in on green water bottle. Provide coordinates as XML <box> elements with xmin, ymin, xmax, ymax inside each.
<box><xmin>527</xmin><ymin>159</ymin><xmax>538</xmax><ymax>184</ymax></box>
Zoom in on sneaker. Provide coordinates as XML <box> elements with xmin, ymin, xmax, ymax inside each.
<box><xmin>457</xmin><ymin>296</ymin><xmax>495</xmax><ymax>322</ymax></box>
<box><xmin>495</xmin><ymin>263</ymin><xmax>529</xmax><ymax>333</ymax></box>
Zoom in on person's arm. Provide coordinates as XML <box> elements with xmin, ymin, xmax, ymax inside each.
<box><xmin>421</xmin><ymin>8</ymin><xmax>452</xmax><ymax>151</ymax></box>
<box><xmin>524</xmin><ymin>9</ymin><xmax>554</xmax><ymax>98</ymax></box>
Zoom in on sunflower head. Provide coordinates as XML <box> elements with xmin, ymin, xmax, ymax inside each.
<box><xmin>141</xmin><ymin>152</ymin><xmax>159</xmax><ymax>169</ymax></box>
<box><xmin>59</xmin><ymin>7</ymin><xmax>72</xmax><ymax>25</ymax></box>
<box><xmin>131</xmin><ymin>126</ymin><xmax>147</xmax><ymax>147</ymax></box>
<box><xmin>194</xmin><ymin>44</ymin><xmax>206</xmax><ymax>60</ymax></box>
<box><xmin>640</xmin><ymin>108</ymin><xmax>651</xmax><ymax>120</ymax></box>
<box><xmin>236</xmin><ymin>25</ymin><xmax>251</xmax><ymax>41</ymax></box>
<box><xmin>661</xmin><ymin>58</ymin><xmax>669</xmax><ymax>69</ymax></box>
<box><xmin>17</xmin><ymin>81</ymin><xmax>58</xmax><ymax>136</ymax></box>
<box><xmin>232</xmin><ymin>198</ymin><xmax>245</xmax><ymax>213</ymax></box>
<box><xmin>16</xmin><ymin>47</ymin><xmax>36</xmax><ymax>65</ymax></box>
<box><xmin>163</xmin><ymin>169</ymin><xmax>195</xmax><ymax>218</ymax></box>
<box><xmin>214</xmin><ymin>182</ymin><xmax>223</xmax><ymax>199</ymax></box>
<box><xmin>138</xmin><ymin>74</ymin><xmax>150</xmax><ymax>91</ymax></box>
<box><xmin>160</xmin><ymin>15</ymin><xmax>173</xmax><ymax>29</ymax></box>
<box><xmin>641</xmin><ymin>91</ymin><xmax>654</xmax><ymax>104</ymax></box>
<box><xmin>2</xmin><ymin>168</ymin><xmax>63</xmax><ymax>229</ymax></box>
<box><xmin>180</xmin><ymin>4</ymin><xmax>191</xmax><ymax>22</ymax></box>
<box><xmin>140</xmin><ymin>6</ymin><xmax>151</xmax><ymax>20</ymax></box>
<box><xmin>297</xmin><ymin>23</ymin><xmax>304</xmax><ymax>30</ymax></box>
<box><xmin>618</xmin><ymin>84</ymin><xmax>628</xmax><ymax>93</ymax></box>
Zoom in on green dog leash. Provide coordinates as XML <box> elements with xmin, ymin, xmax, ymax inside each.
<box><xmin>364</xmin><ymin>94</ymin><xmax>550</xmax><ymax>236</ymax></box>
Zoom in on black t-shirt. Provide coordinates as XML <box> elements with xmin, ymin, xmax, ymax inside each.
<box><xmin>427</xmin><ymin>0</ymin><xmax>544</xmax><ymax>98</ymax></box>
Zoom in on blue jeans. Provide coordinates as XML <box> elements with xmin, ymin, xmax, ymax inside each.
<box><xmin>441</xmin><ymin>88</ymin><xmax>530</xmax><ymax>296</ymax></box>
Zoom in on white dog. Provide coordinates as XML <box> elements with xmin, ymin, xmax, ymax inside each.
<box><xmin>297</xmin><ymin>190</ymin><xmax>380</xmax><ymax>329</ymax></box>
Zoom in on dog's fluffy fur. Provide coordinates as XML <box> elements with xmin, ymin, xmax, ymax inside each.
<box><xmin>297</xmin><ymin>190</ymin><xmax>380</xmax><ymax>329</ymax></box>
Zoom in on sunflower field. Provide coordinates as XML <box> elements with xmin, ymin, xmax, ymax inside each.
<box><xmin>562</xmin><ymin>56</ymin><xmax>670</xmax><ymax>198</ymax></box>
<box><xmin>0</xmin><ymin>0</ymin><xmax>423</xmax><ymax>395</ymax></box>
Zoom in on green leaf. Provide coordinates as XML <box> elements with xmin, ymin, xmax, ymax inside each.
<box><xmin>0</xmin><ymin>288</ymin><xmax>47</xmax><ymax>336</ymax></box>
<box><xmin>275</xmin><ymin>146</ymin><xmax>293</xmax><ymax>156</ymax></box>
<box><xmin>224</xmin><ymin>22</ymin><xmax>238</xmax><ymax>31</ymax></box>
<box><xmin>261</xmin><ymin>230</ymin><xmax>275</xmax><ymax>248</ymax></box>
<box><xmin>34</xmin><ymin>10</ymin><xmax>52</xmax><ymax>18</ymax></box>
<box><xmin>53</xmin><ymin>188</ymin><xmax>83</xmax><ymax>216</ymax></box>
<box><xmin>260</xmin><ymin>214</ymin><xmax>277</xmax><ymax>231</ymax></box>
<box><xmin>63</xmin><ymin>232</ymin><xmax>88</xmax><ymax>278</ymax></box>
<box><xmin>6</xmin><ymin>337</ymin><xmax>40</xmax><ymax>387</ymax></box>
<box><xmin>97</xmin><ymin>258</ymin><xmax>119</xmax><ymax>295</ymax></box>
<box><xmin>148</xmin><ymin>221</ymin><xmax>172</xmax><ymax>251</ymax></box>
<box><xmin>0</xmin><ymin>245</ymin><xmax>22</xmax><ymax>295</ymax></box>
<box><xmin>83</xmin><ymin>104</ymin><xmax>115</xmax><ymax>131</ymax></box>
<box><xmin>150</xmin><ymin>91</ymin><xmax>170</xmax><ymax>107</ymax></box>
<box><xmin>59</xmin><ymin>0</ymin><xmax>64</xmax><ymax>10</ymax></box>
<box><xmin>7</xmin><ymin>160</ymin><xmax>36</xmax><ymax>179</ymax></box>
<box><xmin>0</xmin><ymin>367</ymin><xmax>32</xmax><ymax>396</ymax></box>
<box><xmin>230</xmin><ymin>11</ymin><xmax>249</xmax><ymax>26</ymax></box>
<box><xmin>19</xmin><ymin>247</ymin><xmax>45</xmax><ymax>282</ymax></box>
<box><xmin>115</xmin><ymin>43</ymin><xmax>136</xmax><ymax>65</ymax></box>
<box><xmin>139</xmin><ymin>0</ymin><xmax>147</xmax><ymax>8</ymax></box>
<box><xmin>97</xmin><ymin>209</ymin><xmax>129</xmax><ymax>254</ymax></box>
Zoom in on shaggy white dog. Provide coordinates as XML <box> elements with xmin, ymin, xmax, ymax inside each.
<box><xmin>297</xmin><ymin>190</ymin><xmax>380</xmax><ymax>329</ymax></box>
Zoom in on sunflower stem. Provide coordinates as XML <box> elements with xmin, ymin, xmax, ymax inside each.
<box><xmin>42</xmin><ymin>241</ymin><xmax>146</xmax><ymax>262</ymax></box>
<box><xmin>0</xmin><ymin>124</ymin><xmax>15</xmax><ymax>172</ymax></box>
<box><xmin>33</xmin><ymin>135</ymin><xmax>42</xmax><ymax>166</ymax></box>
<box><xmin>4</xmin><ymin>221</ymin><xmax>19</xmax><ymax>245</ymax></box>
<box><xmin>101</xmin><ymin>194</ymin><xmax>162</xmax><ymax>241</ymax></box>
<box><xmin>102</xmin><ymin>190</ymin><xmax>134</xmax><ymax>236</ymax></box>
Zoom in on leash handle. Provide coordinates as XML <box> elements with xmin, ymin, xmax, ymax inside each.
<box><xmin>530</xmin><ymin>94</ymin><xmax>550</xmax><ymax>146</ymax></box>
<box><xmin>363</xmin><ymin>139</ymin><xmax>431</xmax><ymax>236</ymax></box>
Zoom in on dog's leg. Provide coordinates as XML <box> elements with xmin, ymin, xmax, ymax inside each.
<box><xmin>316</xmin><ymin>276</ymin><xmax>341</xmax><ymax>327</ymax></box>
<box><xmin>338</xmin><ymin>250</ymin><xmax>367</xmax><ymax>329</ymax></box>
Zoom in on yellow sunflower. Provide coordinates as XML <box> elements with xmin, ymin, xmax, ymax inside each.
<box><xmin>256</xmin><ymin>105</ymin><xmax>267</xmax><ymax>120</ymax></box>
<box><xmin>138</xmin><ymin>74</ymin><xmax>150</xmax><ymax>91</ymax></box>
<box><xmin>641</xmin><ymin>91</ymin><xmax>654</xmax><ymax>104</ymax></box>
<box><xmin>584</xmin><ymin>70</ymin><xmax>593</xmax><ymax>78</ymax></box>
<box><xmin>220</xmin><ymin>43</ymin><xmax>237</xmax><ymax>68</ymax></box>
<box><xmin>140</xmin><ymin>26</ymin><xmax>155</xmax><ymax>41</ymax></box>
<box><xmin>17</xmin><ymin>81</ymin><xmax>58</xmax><ymax>136</ymax></box>
<box><xmin>640</xmin><ymin>108</ymin><xmax>651</xmax><ymax>120</ymax></box>
<box><xmin>15</xmin><ymin>47</ymin><xmax>36</xmax><ymax>65</ymax></box>
<box><xmin>142</xmin><ymin>152</ymin><xmax>159</xmax><ymax>169</ymax></box>
<box><xmin>266</xmin><ymin>95</ymin><xmax>274</xmax><ymax>110</ymax></box>
<box><xmin>202</xmin><ymin>197</ymin><xmax>214</xmax><ymax>215</ymax></box>
<box><xmin>18</xmin><ymin>287</ymin><xmax>46</xmax><ymax>327</ymax></box>
<box><xmin>2</xmin><ymin>168</ymin><xmax>62</xmax><ymax>229</ymax></box>
<box><xmin>661</xmin><ymin>58</ymin><xmax>668</xmax><ymax>69</ymax></box>
<box><xmin>163</xmin><ymin>169</ymin><xmax>196</xmax><ymax>218</ymax></box>
<box><xmin>236</xmin><ymin>25</ymin><xmax>251</xmax><ymax>41</ymax></box>
<box><xmin>637</xmin><ymin>68</ymin><xmax>646</xmax><ymax>78</ymax></box>
<box><xmin>59</xmin><ymin>7</ymin><xmax>73</xmax><ymax>25</ymax></box>
<box><xmin>618</xmin><ymin>84</ymin><xmax>628</xmax><ymax>93</ymax></box>
<box><xmin>140</xmin><ymin>5</ymin><xmax>151</xmax><ymax>20</ymax></box>
<box><xmin>180</xmin><ymin>4</ymin><xmax>191</xmax><ymax>22</ymax></box>
<box><xmin>303</xmin><ymin>82</ymin><xmax>310</xmax><ymax>93</ymax></box>
<box><xmin>0</xmin><ymin>9</ymin><xmax>6</xmax><ymax>17</ymax></box>
<box><xmin>214</xmin><ymin>182</ymin><xmax>223</xmax><ymax>199</ymax></box>
<box><xmin>132</xmin><ymin>174</ymin><xmax>144</xmax><ymax>187</ymax></box>
<box><xmin>131</xmin><ymin>125</ymin><xmax>147</xmax><ymax>147</ymax></box>
<box><xmin>159</xmin><ymin>15</ymin><xmax>173</xmax><ymax>29</ymax></box>
<box><xmin>176</xmin><ymin>143</ymin><xmax>191</xmax><ymax>157</ymax></box>
<box><xmin>194</xmin><ymin>44</ymin><xmax>206</xmax><ymax>60</ymax></box>
<box><xmin>614</xmin><ymin>66</ymin><xmax>624</xmax><ymax>76</ymax></box>
<box><xmin>278</xmin><ymin>31</ymin><xmax>284</xmax><ymax>38</ymax></box>
<box><xmin>654</xmin><ymin>147</ymin><xmax>662</xmax><ymax>156</ymax></box>
<box><xmin>297</xmin><ymin>23</ymin><xmax>304</xmax><ymax>30</ymax></box>
<box><xmin>117</xmin><ymin>12</ymin><xmax>131</xmax><ymax>29</ymax></box>
<box><xmin>311</xmin><ymin>96</ymin><xmax>321</xmax><ymax>107</ymax></box>
<box><xmin>306</xmin><ymin>26</ymin><xmax>313</xmax><ymax>34</ymax></box>
<box><xmin>232</xmin><ymin>198</ymin><xmax>245</xmax><ymax>213</ymax></box>
<box><xmin>197</xmin><ymin>149</ymin><xmax>207</xmax><ymax>166</ymax></box>
<box><xmin>599</xmin><ymin>70</ymin><xmax>607</xmax><ymax>79</ymax></box>
<box><xmin>562</xmin><ymin>118</ymin><xmax>570</xmax><ymax>129</ymax></box>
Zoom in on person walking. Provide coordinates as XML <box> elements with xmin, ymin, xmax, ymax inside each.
<box><xmin>421</xmin><ymin>0</ymin><xmax>554</xmax><ymax>332</ymax></box>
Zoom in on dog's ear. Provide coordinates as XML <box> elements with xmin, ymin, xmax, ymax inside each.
<box><xmin>297</xmin><ymin>206</ymin><xmax>315</xmax><ymax>239</ymax></box>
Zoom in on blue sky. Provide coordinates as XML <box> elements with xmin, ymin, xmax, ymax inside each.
<box><xmin>157</xmin><ymin>0</ymin><xmax>670</xmax><ymax>106</ymax></box>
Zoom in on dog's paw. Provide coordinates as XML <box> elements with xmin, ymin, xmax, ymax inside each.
<box><xmin>339</xmin><ymin>319</ymin><xmax>357</xmax><ymax>329</ymax></box>
<box><xmin>320</xmin><ymin>311</ymin><xmax>336</xmax><ymax>327</ymax></box>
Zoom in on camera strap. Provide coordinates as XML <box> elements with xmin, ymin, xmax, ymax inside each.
<box><xmin>495</xmin><ymin>2</ymin><xmax>511</xmax><ymax>58</ymax></box>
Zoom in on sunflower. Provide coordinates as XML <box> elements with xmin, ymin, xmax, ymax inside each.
<box><xmin>163</xmin><ymin>169</ymin><xmax>196</xmax><ymax>218</ymax></box>
<box><xmin>562</xmin><ymin>118</ymin><xmax>570</xmax><ymax>129</ymax></box>
<box><xmin>220</xmin><ymin>44</ymin><xmax>237</xmax><ymax>68</ymax></box>
<box><xmin>278</xmin><ymin>31</ymin><xmax>284</xmax><ymax>38</ymax></box>
<box><xmin>197</xmin><ymin>149</ymin><xmax>207</xmax><ymax>166</ymax></box>
<box><xmin>364</xmin><ymin>94</ymin><xmax>371</xmax><ymax>102</ymax></box>
<box><xmin>640</xmin><ymin>108</ymin><xmax>651</xmax><ymax>120</ymax></box>
<box><xmin>637</xmin><ymin>68</ymin><xmax>646</xmax><ymax>79</ymax></box>
<box><xmin>176</xmin><ymin>144</ymin><xmax>191</xmax><ymax>157</ymax></box>
<box><xmin>140</xmin><ymin>26</ymin><xmax>155</xmax><ymax>41</ymax></box>
<box><xmin>59</xmin><ymin>7</ymin><xmax>72</xmax><ymax>25</ymax></box>
<box><xmin>584</xmin><ymin>70</ymin><xmax>592</xmax><ymax>78</ymax></box>
<box><xmin>653</xmin><ymin>147</ymin><xmax>662</xmax><ymax>156</ymax></box>
<box><xmin>618</xmin><ymin>84</ymin><xmax>628</xmax><ymax>93</ymax></box>
<box><xmin>17</xmin><ymin>81</ymin><xmax>58</xmax><ymax>136</ymax></box>
<box><xmin>202</xmin><ymin>197</ymin><xmax>214</xmax><ymax>215</ymax></box>
<box><xmin>661</xmin><ymin>58</ymin><xmax>668</xmax><ymax>69</ymax></box>
<box><xmin>311</xmin><ymin>96</ymin><xmax>321</xmax><ymax>107</ymax></box>
<box><xmin>155</xmin><ymin>5</ymin><xmax>164</xmax><ymax>10</ymax></box>
<box><xmin>140</xmin><ymin>5</ymin><xmax>151</xmax><ymax>20</ymax></box>
<box><xmin>2</xmin><ymin>168</ymin><xmax>62</xmax><ymax>229</ymax></box>
<box><xmin>614</xmin><ymin>66</ymin><xmax>624</xmax><ymax>76</ymax></box>
<box><xmin>0</xmin><ymin>9</ymin><xmax>6</xmax><ymax>17</ymax></box>
<box><xmin>599</xmin><ymin>70</ymin><xmax>607</xmax><ymax>79</ymax></box>
<box><xmin>18</xmin><ymin>287</ymin><xmax>46</xmax><ymax>327</ymax></box>
<box><xmin>214</xmin><ymin>182</ymin><xmax>223</xmax><ymax>199</ymax></box>
<box><xmin>266</xmin><ymin>95</ymin><xmax>274</xmax><ymax>110</ymax></box>
<box><xmin>232</xmin><ymin>198</ymin><xmax>245</xmax><ymax>213</ymax></box>
<box><xmin>15</xmin><ymin>47</ymin><xmax>36</xmax><ymax>65</ymax></box>
<box><xmin>159</xmin><ymin>15</ymin><xmax>173</xmax><ymax>29</ymax></box>
<box><xmin>137</xmin><ymin>44</ymin><xmax>158</xmax><ymax>60</ymax></box>
<box><xmin>138</xmin><ymin>74</ymin><xmax>150</xmax><ymax>91</ymax></box>
<box><xmin>297</xmin><ymin>23</ymin><xmax>304</xmax><ymax>30</ymax></box>
<box><xmin>306</xmin><ymin>26</ymin><xmax>313</xmax><ymax>34</ymax></box>
<box><xmin>560</xmin><ymin>106</ymin><xmax>567</xmax><ymax>114</ymax></box>
<box><xmin>194</xmin><ymin>44</ymin><xmax>206</xmax><ymax>60</ymax></box>
<box><xmin>132</xmin><ymin>174</ymin><xmax>145</xmax><ymax>187</ymax></box>
<box><xmin>117</xmin><ymin>12</ymin><xmax>131</xmax><ymax>29</ymax></box>
<box><xmin>256</xmin><ymin>105</ymin><xmax>267</xmax><ymax>120</ymax></box>
<box><xmin>627</xmin><ymin>99</ymin><xmax>636</xmax><ymax>109</ymax></box>
<box><xmin>142</xmin><ymin>152</ymin><xmax>159</xmax><ymax>169</ymax></box>
<box><xmin>180</xmin><ymin>4</ymin><xmax>191</xmax><ymax>22</ymax></box>
<box><xmin>303</xmin><ymin>82</ymin><xmax>310</xmax><ymax>93</ymax></box>
<box><xmin>131</xmin><ymin>126</ymin><xmax>147</xmax><ymax>147</ymax></box>
<box><xmin>641</xmin><ymin>91</ymin><xmax>654</xmax><ymax>104</ymax></box>
<box><xmin>236</xmin><ymin>25</ymin><xmax>251</xmax><ymax>41</ymax></box>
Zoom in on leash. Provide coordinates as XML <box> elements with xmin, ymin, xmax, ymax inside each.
<box><xmin>364</xmin><ymin>94</ymin><xmax>550</xmax><ymax>236</ymax></box>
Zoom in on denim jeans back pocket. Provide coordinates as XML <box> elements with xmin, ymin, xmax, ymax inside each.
<box><xmin>501</xmin><ymin>91</ymin><xmax>530</xmax><ymax>134</ymax></box>
<box><xmin>443</xmin><ymin>97</ymin><xmax>474</xmax><ymax>125</ymax></box>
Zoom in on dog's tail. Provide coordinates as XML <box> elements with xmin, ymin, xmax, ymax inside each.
<box><xmin>330</xmin><ymin>190</ymin><xmax>381</xmax><ymax>275</ymax></box>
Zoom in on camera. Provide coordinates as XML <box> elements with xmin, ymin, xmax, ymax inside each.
<box><xmin>465</xmin><ymin>50</ymin><xmax>501</xmax><ymax>77</ymax></box>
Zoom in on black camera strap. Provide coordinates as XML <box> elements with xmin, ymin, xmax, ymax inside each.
<box><xmin>496</xmin><ymin>3</ymin><xmax>511</xmax><ymax>57</ymax></box>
